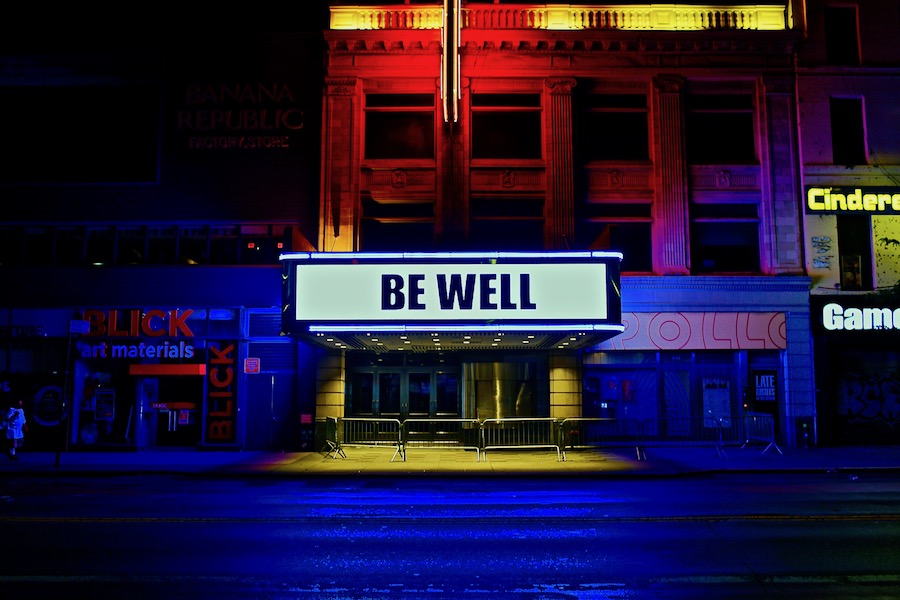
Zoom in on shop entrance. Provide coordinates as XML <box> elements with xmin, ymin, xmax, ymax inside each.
<box><xmin>347</xmin><ymin>367</ymin><xmax>461</xmax><ymax>419</ymax></box>
<box><xmin>140</xmin><ymin>376</ymin><xmax>203</xmax><ymax>447</ymax></box>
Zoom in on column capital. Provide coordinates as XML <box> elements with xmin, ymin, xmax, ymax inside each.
<box><xmin>545</xmin><ymin>77</ymin><xmax>577</xmax><ymax>95</ymax></box>
<box><xmin>326</xmin><ymin>77</ymin><xmax>357</xmax><ymax>96</ymax></box>
<box><xmin>652</xmin><ymin>75</ymin><xmax>685</xmax><ymax>94</ymax></box>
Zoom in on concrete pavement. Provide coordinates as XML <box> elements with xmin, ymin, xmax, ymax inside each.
<box><xmin>3</xmin><ymin>443</ymin><xmax>900</xmax><ymax>477</ymax></box>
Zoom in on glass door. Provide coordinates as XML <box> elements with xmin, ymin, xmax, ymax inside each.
<box><xmin>347</xmin><ymin>367</ymin><xmax>460</xmax><ymax>419</ymax></box>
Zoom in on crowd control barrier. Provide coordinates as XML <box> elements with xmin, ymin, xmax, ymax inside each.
<box><xmin>319</xmin><ymin>414</ymin><xmax>783</xmax><ymax>463</ymax></box>
<box><xmin>741</xmin><ymin>412</ymin><xmax>782</xmax><ymax>455</ymax></box>
<box><xmin>401</xmin><ymin>418</ymin><xmax>482</xmax><ymax>461</ymax></box>
<box><xmin>558</xmin><ymin>417</ymin><xmax>642</xmax><ymax>461</ymax></box>
<box><xmin>480</xmin><ymin>417</ymin><xmax>561</xmax><ymax>462</ymax></box>
<box><xmin>335</xmin><ymin>417</ymin><xmax>404</xmax><ymax>462</ymax></box>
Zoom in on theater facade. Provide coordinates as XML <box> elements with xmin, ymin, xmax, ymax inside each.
<box><xmin>1</xmin><ymin>2</ymin><xmax>825</xmax><ymax>452</ymax></box>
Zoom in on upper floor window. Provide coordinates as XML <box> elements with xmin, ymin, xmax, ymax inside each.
<box><xmin>471</xmin><ymin>94</ymin><xmax>542</xmax><ymax>160</ymax></box>
<box><xmin>360</xmin><ymin>195</ymin><xmax>435</xmax><ymax>251</ymax></box>
<box><xmin>830</xmin><ymin>97</ymin><xmax>867</xmax><ymax>166</ymax></box>
<box><xmin>685</xmin><ymin>94</ymin><xmax>756</xmax><ymax>165</ymax></box>
<box><xmin>364</xmin><ymin>93</ymin><xmax>435</xmax><ymax>160</ymax></box>
<box><xmin>577</xmin><ymin>202</ymin><xmax>653</xmax><ymax>273</ymax></box>
<box><xmin>0</xmin><ymin>224</ymin><xmax>291</xmax><ymax>266</ymax></box>
<box><xmin>576</xmin><ymin>94</ymin><xmax>649</xmax><ymax>162</ymax></box>
<box><xmin>469</xmin><ymin>194</ymin><xmax>544</xmax><ymax>250</ymax></box>
<box><xmin>824</xmin><ymin>5</ymin><xmax>860</xmax><ymax>66</ymax></box>
<box><xmin>690</xmin><ymin>202</ymin><xmax>760</xmax><ymax>273</ymax></box>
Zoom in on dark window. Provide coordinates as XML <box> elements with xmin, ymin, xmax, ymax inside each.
<box><xmin>577</xmin><ymin>203</ymin><xmax>652</xmax><ymax>272</ymax></box>
<box><xmin>364</xmin><ymin>94</ymin><xmax>435</xmax><ymax>160</ymax></box>
<box><xmin>685</xmin><ymin>94</ymin><xmax>756</xmax><ymax>164</ymax></box>
<box><xmin>824</xmin><ymin>6</ymin><xmax>860</xmax><ymax>66</ymax></box>
<box><xmin>577</xmin><ymin>94</ymin><xmax>649</xmax><ymax>161</ymax></box>
<box><xmin>86</xmin><ymin>227</ymin><xmax>116</xmax><ymax>266</ymax></box>
<box><xmin>830</xmin><ymin>97</ymin><xmax>867</xmax><ymax>165</ymax></box>
<box><xmin>55</xmin><ymin>228</ymin><xmax>86</xmax><ymax>266</ymax></box>
<box><xmin>690</xmin><ymin>203</ymin><xmax>760</xmax><ymax>273</ymax></box>
<box><xmin>360</xmin><ymin>196</ymin><xmax>435</xmax><ymax>251</ymax></box>
<box><xmin>0</xmin><ymin>85</ymin><xmax>160</xmax><ymax>183</ymax></box>
<box><xmin>118</xmin><ymin>228</ymin><xmax>148</xmax><ymax>265</ymax></box>
<box><xmin>469</xmin><ymin>196</ymin><xmax>544</xmax><ymax>250</ymax></box>
<box><xmin>0</xmin><ymin>228</ymin><xmax>23</xmax><ymax>266</ymax></box>
<box><xmin>837</xmin><ymin>215</ymin><xmax>872</xmax><ymax>291</ymax></box>
<box><xmin>471</xmin><ymin>94</ymin><xmax>542</xmax><ymax>159</ymax></box>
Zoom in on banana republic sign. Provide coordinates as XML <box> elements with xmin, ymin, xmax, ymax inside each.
<box><xmin>281</xmin><ymin>252</ymin><xmax>623</xmax><ymax>332</ymax></box>
<box><xmin>177</xmin><ymin>83</ymin><xmax>305</xmax><ymax>150</ymax></box>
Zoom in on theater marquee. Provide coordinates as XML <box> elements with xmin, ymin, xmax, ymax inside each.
<box><xmin>280</xmin><ymin>251</ymin><xmax>624</xmax><ymax>348</ymax></box>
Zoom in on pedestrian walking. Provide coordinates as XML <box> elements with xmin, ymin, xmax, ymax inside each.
<box><xmin>5</xmin><ymin>398</ymin><xmax>27</xmax><ymax>460</ymax></box>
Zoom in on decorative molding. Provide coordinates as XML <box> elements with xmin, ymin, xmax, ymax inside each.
<box><xmin>325</xmin><ymin>78</ymin><xmax>357</xmax><ymax>96</ymax></box>
<box><xmin>653</xmin><ymin>75</ymin><xmax>685</xmax><ymax>94</ymax></box>
<box><xmin>545</xmin><ymin>77</ymin><xmax>577</xmax><ymax>94</ymax></box>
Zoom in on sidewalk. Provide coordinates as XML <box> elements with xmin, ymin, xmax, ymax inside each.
<box><xmin>3</xmin><ymin>443</ymin><xmax>900</xmax><ymax>477</ymax></box>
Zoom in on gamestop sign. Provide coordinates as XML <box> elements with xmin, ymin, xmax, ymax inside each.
<box><xmin>284</xmin><ymin>252</ymin><xmax>621</xmax><ymax>325</ymax></box>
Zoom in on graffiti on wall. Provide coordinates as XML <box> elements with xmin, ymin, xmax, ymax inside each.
<box><xmin>811</xmin><ymin>236</ymin><xmax>834</xmax><ymax>270</ymax></box>
<box><xmin>838</xmin><ymin>371</ymin><xmax>900</xmax><ymax>429</ymax></box>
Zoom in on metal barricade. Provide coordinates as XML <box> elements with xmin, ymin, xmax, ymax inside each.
<box><xmin>638</xmin><ymin>416</ymin><xmax>744</xmax><ymax>460</ymax></box>
<box><xmin>480</xmin><ymin>417</ymin><xmax>561</xmax><ymax>462</ymax></box>
<box><xmin>557</xmin><ymin>417</ymin><xmax>642</xmax><ymax>461</ymax></box>
<box><xmin>401</xmin><ymin>418</ymin><xmax>481</xmax><ymax>461</ymax></box>
<box><xmin>339</xmin><ymin>417</ymin><xmax>405</xmax><ymax>462</ymax></box>
<box><xmin>741</xmin><ymin>412</ymin><xmax>782</xmax><ymax>455</ymax></box>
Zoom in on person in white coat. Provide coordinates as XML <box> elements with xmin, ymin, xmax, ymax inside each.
<box><xmin>5</xmin><ymin>398</ymin><xmax>27</xmax><ymax>460</ymax></box>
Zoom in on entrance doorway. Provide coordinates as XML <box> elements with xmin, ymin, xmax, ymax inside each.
<box><xmin>347</xmin><ymin>367</ymin><xmax>461</xmax><ymax>419</ymax></box>
<box><xmin>139</xmin><ymin>376</ymin><xmax>203</xmax><ymax>448</ymax></box>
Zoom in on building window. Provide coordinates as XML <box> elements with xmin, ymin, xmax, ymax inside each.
<box><xmin>685</xmin><ymin>94</ymin><xmax>756</xmax><ymax>165</ymax></box>
<box><xmin>576</xmin><ymin>94</ymin><xmax>649</xmax><ymax>162</ymax></box>
<box><xmin>471</xmin><ymin>94</ymin><xmax>542</xmax><ymax>160</ymax></box>
<box><xmin>577</xmin><ymin>203</ymin><xmax>652</xmax><ymax>272</ymax></box>
<box><xmin>690</xmin><ymin>203</ymin><xmax>760</xmax><ymax>273</ymax></box>
<box><xmin>837</xmin><ymin>215</ymin><xmax>872</xmax><ymax>291</ymax></box>
<box><xmin>364</xmin><ymin>94</ymin><xmax>435</xmax><ymax>160</ymax></box>
<box><xmin>361</xmin><ymin>195</ymin><xmax>435</xmax><ymax>251</ymax></box>
<box><xmin>86</xmin><ymin>227</ymin><xmax>117</xmax><ymax>266</ymax></box>
<box><xmin>469</xmin><ymin>195</ymin><xmax>544</xmax><ymax>250</ymax></box>
<box><xmin>824</xmin><ymin>6</ymin><xmax>860</xmax><ymax>66</ymax></box>
<box><xmin>830</xmin><ymin>97</ymin><xmax>867</xmax><ymax>166</ymax></box>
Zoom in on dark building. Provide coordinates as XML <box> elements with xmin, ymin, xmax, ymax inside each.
<box><xmin>3</xmin><ymin>2</ymin><xmax>893</xmax><ymax>454</ymax></box>
<box><xmin>797</xmin><ymin>1</ymin><xmax>900</xmax><ymax>445</ymax></box>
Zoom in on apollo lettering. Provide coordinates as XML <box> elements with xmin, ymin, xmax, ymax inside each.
<box><xmin>807</xmin><ymin>187</ymin><xmax>900</xmax><ymax>214</ymax></box>
<box><xmin>823</xmin><ymin>303</ymin><xmax>900</xmax><ymax>331</ymax></box>
<box><xmin>382</xmin><ymin>273</ymin><xmax>537</xmax><ymax>311</ymax></box>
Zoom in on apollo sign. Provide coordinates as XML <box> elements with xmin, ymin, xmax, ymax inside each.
<box><xmin>822</xmin><ymin>302</ymin><xmax>900</xmax><ymax>331</ymax></box>
<box><xmin>282</xmin><ymin>251</ymin><xmax>622</xmax><ymax>327</ymax></box>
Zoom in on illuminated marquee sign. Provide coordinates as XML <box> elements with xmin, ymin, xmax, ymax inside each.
<box><xmin>281</xmin><ymin>251</ymin><xmax>623</xmax><ymax>333</ymax></box>
<box><xmin>805</xmin><ymin>186</ymin><xmax>900</xmax><ymax>215</ymax></box>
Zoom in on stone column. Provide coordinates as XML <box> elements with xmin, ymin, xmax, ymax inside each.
<box><xmin>321</xmin><ymin>77</ymin><xmax>358</xmax><ymax>252</ymax></box>
<box><xmin>652</xmin><ymin>75</ymin><xmax>689</xmax><ymax>274</ymax></box>
<box><xmin>549</xmin><ymin>353</ymin><xmax>582</xmax><ymax>420</ymax></box>
<box><xmin>316</xmin><ymin>353</ymin><xmax>346</xmax><ymax>420</ymax></box>
<box><xmin>762</xmin><ymin>75</ymin><xmax>803</xmax><ymax>274</ymax></box>
<box><xmin>545</xmin><ymin>78</ymin><xmax>577</xmax><ymax>250</ymax></box>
